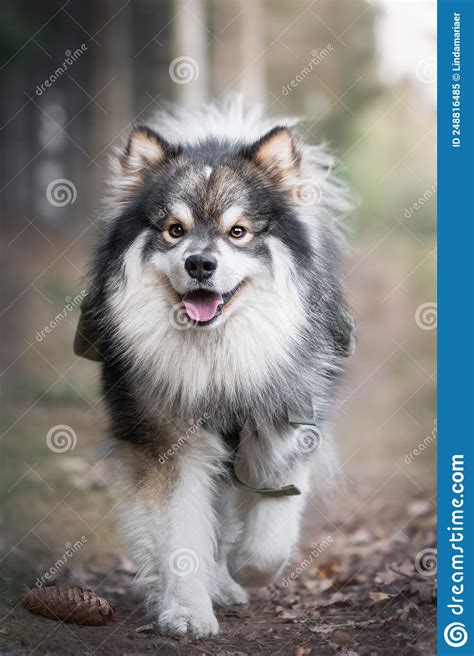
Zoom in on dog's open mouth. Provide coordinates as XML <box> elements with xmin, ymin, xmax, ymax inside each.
<box><xmin>181</xmin><ymin>284</ymin><xmax>241</xmax><ymax>325</ymax></box>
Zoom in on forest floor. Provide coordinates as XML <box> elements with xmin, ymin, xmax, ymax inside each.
<box><xmin>1</xmin><ymin>476</ymin><xmax>436</xmax><ymax>656</ymax></box>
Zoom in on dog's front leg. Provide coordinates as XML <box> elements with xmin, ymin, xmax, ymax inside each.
<box><xmin>228</xmin><ymin>422</ymin><xmax>314</xmax><ymax>587</ymax></box>
<box><xmin>211</xmin><ymin>484</ymin><xmax>249</xmax><ymax>606</ymax></box>
<box><xmin>116</xmin><ymin>433</ymin><xmax>226</xmax><ymax>638</ymax></box>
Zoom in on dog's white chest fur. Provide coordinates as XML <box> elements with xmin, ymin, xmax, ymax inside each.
<box><xmin>109</xmin><ymin>232</ymin><xmax>306</xmax><ymax>415</ymax></box>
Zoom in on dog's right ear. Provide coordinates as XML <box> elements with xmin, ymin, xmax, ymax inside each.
<box><xmin>108</xmin><ymin>127</ymin><xmax>181</xmax><ymax>207</ymax></box>
<box><xmin>121</xmin><ymin>126</ymin><xmax>180</xmax><ymax>173</ymax></box>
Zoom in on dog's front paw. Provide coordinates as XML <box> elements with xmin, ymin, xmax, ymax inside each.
<box><xmin>229</xmin><ymin>547</ymin><xmax>287</xmax><ymax>587</ymax></box>
<box><xmin>213</xmin><ymin>577</ymin><xmax>249</xmax><ymax>606</ymax></box>
<box><xmin>158</xmin><ymin>602</ymin><xmax>219</xmax><ymax>638</ymax></box>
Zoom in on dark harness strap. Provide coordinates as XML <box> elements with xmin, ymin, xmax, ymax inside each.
<box><xmin>228</xmin><ymin>466</ymin><xmax>302</xmax><ymax>497</ymax></box>
<box><xmin>224</xmin><ymin>398</ymin><xmax>317</xmax><ymax>498</ymax></box>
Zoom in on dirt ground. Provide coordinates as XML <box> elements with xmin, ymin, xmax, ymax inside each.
<box><xmin>0</xmin><ymin>475</ymin><xmax>436</xmax><ymax>656</ymax></box>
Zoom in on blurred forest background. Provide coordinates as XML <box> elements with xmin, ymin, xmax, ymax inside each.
<box><xmin>1</xmin><ymin>1</ymin><xmax>436</xmax><ymax>653</ymax></box>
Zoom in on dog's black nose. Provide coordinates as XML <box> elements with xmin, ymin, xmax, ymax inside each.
<box><xmin>185</xmin><ymin>253</ymin><xmax>218</xmax><ymax>281</ymax></box>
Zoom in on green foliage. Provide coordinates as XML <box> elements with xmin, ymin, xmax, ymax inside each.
<box><xmin>0</xmin><ymin>6</ymin><xmax>33</xmax><ymax>65</ymax></box>
<box><xmin>346</xmin><ymin>91</ymin><xmax>436</xmax><ymax>238</ymax></box>
<box><xmin>268</xmin><ymin>0</ymin><xmax>383</xmax><ymax>147</ymax></box>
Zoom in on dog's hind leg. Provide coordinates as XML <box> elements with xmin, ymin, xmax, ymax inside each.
<box><xmin>115</xmin><ymin>431</ymin><xmax>227</xmax><ymax>638</ymax></box>
<box><xmin>228</xmin><ymin>423</ymin><xmax>311</xmax><ymax>587</ymax></box>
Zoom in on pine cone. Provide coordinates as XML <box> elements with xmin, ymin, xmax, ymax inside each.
<box><xmin>21</xmin><ymin>586</ymin><xmax>116</xmax><ymax>625</ymax></box>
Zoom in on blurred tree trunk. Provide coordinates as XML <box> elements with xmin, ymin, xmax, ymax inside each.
<box><xmin>88</xmin><ymin>0</ymin><xmax>132</xmax><ymax>217</ymax></box>
<box><xmin>89</xmin><ymin>0</ymin><xmax>175</xmax><ymax>217</ymax></box>
<box><xmin>209</xmin><ymin>0</ymin><xmax>265</xmax><ymax>104</ymax></box>
<box><xmin>209</xmin><ymin>0</ymin><xmax>239</xmax><ymax>99</ymax></box>
<box><xmin>238</xmin><ymin>0</ymin><xmax>265</xmax><ymax>104</ymax></box>
<box><xmin>131</xmin><ymin>0</ymin><xmax>175</xmax><ymax>113</ymax></box>
<box><xmin>172</xmin><ymin>0</ymin><xmax>208</xmax><ymax>106</ymax></box>
<box><xmin>1</xmin><ymin>0</ymin><xmax>55</xmax><ymax>227</ymax></box>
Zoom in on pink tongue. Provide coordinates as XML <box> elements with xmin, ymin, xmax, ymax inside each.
<box><xmin>182</xmin><ymin>290</ymin><xmax>223</xmax><ymax>322</ymax></box>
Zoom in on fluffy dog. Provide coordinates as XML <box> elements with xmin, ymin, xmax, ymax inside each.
<box><xmin>79</xmin><ymin>98</ymin><xmax>354</xmax><ymax>637</ymax></box>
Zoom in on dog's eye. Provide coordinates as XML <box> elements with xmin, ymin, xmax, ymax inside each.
<box><xmin>168</xmin><ymin>224</ymin><xmax>185</xmax><ymax>239</ymax></box>
<box><xmin>229</xmin><ymin>225</ymin><xmax>247</xmax><ymax>239</ymax></box>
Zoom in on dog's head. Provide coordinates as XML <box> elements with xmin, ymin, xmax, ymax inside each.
<box><xmin>106</xmin><ymin>124</ymin><xmax>316</xmax><ymax>329</ymax></box>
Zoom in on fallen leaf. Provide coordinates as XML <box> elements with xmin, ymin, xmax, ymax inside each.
<box><xmin>375</xmin><ymin>569</ymin><xmax>397</xmax><ymax>585</ymax></box>
<box><xmin>407</xmin><ymin>499</ymin><xmax>432</xmax><ymax>515</ymax></box>
<box><xmin>315</xmin><ymin>561</ymin><xmax>342</xmax><ymax>579</ymax></box>
<box><xmin>369</xmin><ymin>591</ymin><xmax>392</xmax><ymax>603</ymax></box>
<box><xmin>410</xmin><ymin>581</ymin><xmax>435</xmax><ymax>603</ymax></box>
<box><xmin>399</xmin><ymin>606</ymin><xmax>412</xmax><ymax>621</ymax></box>
<box><xmin>280</xmin><ymin>611</ymin><xmax>298</xmax><ymax>620</ymax></box>
<box><xmin>348</xmin><ymin>528</ymin><xmax>372</xmax><ymax>545</ymax></box>
<box><xmin>331</xmin><ymin>629</ymin><xmax>353</xmax><ymax>645</ymax></box>
<box><xmin>294</xmin><ymin>647</ymin><xmax>311</xmax><ymax>656</ymax></box>
<box><xmin>398</xmin><ymin>559</ymin><xmax>415</xmax><ymax>576</ymax></box>
<box><xmin>328</xmin><ymin>591</ymin><xmax>351</xmax><ymax>605</ymax></box>
<box><xmin>135</xmin><ymin>622</ymin><xmax>155</xmax><ymax>633</ymax></box>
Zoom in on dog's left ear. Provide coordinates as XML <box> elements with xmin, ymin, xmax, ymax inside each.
<box><xmin>244</xmin><ymin>127</ymin><xmax>300</xmax><ymax>177</ymax></box>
